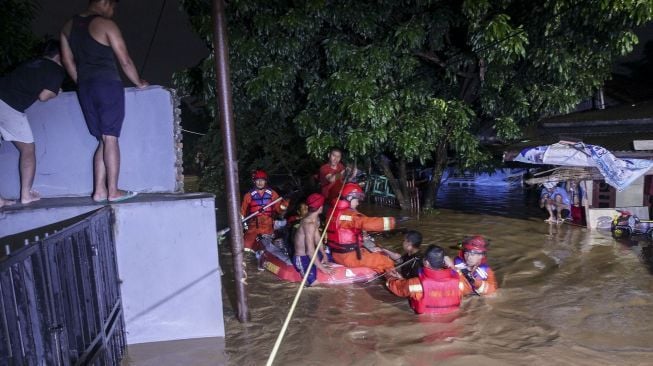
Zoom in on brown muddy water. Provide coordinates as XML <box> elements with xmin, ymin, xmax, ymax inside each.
<box><xmin>220</xmin><ymin>185</ymin><xmax>653</xmax><ymax>366</ymax></box>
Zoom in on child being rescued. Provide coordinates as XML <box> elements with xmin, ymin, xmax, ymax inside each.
<box><xmin>381</xmin><ymin>230</ymin><xmax>423</xmax><ymax>279</ymax></box>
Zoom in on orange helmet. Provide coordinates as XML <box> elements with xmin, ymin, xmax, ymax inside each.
<box><xmin>306</xmin><ymin>193</ymin><xmax>325</xmax><ymax>210</ymax></box>
<box><xmin>252</xmin><ymin>170</ymin><xmax>268</xmax><ymax>181</ymax></box>
<box><xmin>462</xmin><ymin>235</ymin><xmax>488</xmax><ymax>254</ymax></box>
<box><xmin>341</xmin><ymin>183</ymin><xmax>365</xmax><ymax>201</ymax></box>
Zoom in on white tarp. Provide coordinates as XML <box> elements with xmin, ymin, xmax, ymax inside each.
<box><xmin>513</xmin><ymin>142</ymin><xmax>653</xmax><ymax>191</ymax></box>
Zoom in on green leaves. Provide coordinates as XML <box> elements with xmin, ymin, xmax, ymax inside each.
<box><xmin>472</xmin><ymin>14</ymin><xmax>529</xmax><ymax>64</ymax></box>
<box><xmin>0</xmin><ymin>0</ymin><xmax>38</xmax><ymax>75</ymax></box>
<box><xmin>394</xmin><ymin>18</ymin><xmax>427</xmax><ymax>50</ymax></box>
<box><xmin>175</xmin><ymin>0</ymin><xmax>653</xmax><ymax>195</ymax></box>
<box><xmin>616</xmin><ymin>30</ymin><xmax>639</xmax><ymax>55</ymax></box>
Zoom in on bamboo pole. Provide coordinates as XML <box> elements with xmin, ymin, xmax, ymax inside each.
<box><xmin>212</xmin><ymin>0</ymin><xmax>249</xmax><ymax>322</ymax></box>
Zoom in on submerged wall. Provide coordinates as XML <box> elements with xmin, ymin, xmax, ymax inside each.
<box><xmin>112</xmin><ymin>194</ymin><xmax>224</xmax><ymax>344</ymax></box>
<box><xmin>0</xmin><ymin>194</ymin><xmax>224</xmax><ymax>343</ymax></box>
<box><xmin>0</xmin><ymin>86</ymin><xmax>182</xmax><ymax>199</ymax></box>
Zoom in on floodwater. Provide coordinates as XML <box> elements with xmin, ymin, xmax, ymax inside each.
<box><xmin>220</xmin><ymin>184</ymin><xmax>653</xmax><ymax>366</ymax></box>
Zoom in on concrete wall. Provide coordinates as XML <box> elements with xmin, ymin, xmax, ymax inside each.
<box><xmin>0</xmin><ymin>194</ymin><xmax>224</xmax><ymax>344</ymax></box>
<box><xmin>616</xmin><ymin>175</ymin><xmax>646</xmax><ymax>207</ymax></box>
<box><xmin>0</xmin><ymin>203</ymin><xmax>95</xmax><ymax>238</ymax></box>
<box><xmin>113</xmin><ymin>195</ymin><xmax>224</xmax><ymax>344</ymax></box>
<box><xmin>579</xmin><ymin>179</ymin><xmax>651</xmax><ymax>229</ymax></box>
<box><xmin>0</xmin><ymin>86</ymin><xmax>180</xmax><ymax>199</ymax></box>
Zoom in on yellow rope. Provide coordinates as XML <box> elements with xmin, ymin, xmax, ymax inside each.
<box><xmin>265</xmin><ymin>175</ymin><xmax>350</xmax><ymax>366</ymax></box>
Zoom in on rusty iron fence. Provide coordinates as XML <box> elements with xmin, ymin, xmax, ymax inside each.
<box><xmin>0</xmin><ymin>207</ymin><xmax>126</xmax><ymax>365</ymax></box>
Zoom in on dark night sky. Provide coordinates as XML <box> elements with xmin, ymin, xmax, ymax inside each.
<box><xmin>614</xmin><ymin>22</ymin><xmax>653</xmax><ymax>75</ymax></box>
<box><xmin>32</xmin><ymin>0</ymin><xmax>209</xmax><ymax>87</ymax></box>
<box><xmin>31</xmin><ymin>1</ymin><xmax>651</xmax><ymax>86</ymax></box>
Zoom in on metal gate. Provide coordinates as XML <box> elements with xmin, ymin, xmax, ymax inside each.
<box><xmin>0</xmin><ymin>207</ymin><xmax>126</xmax><ymax>365</ymax></box>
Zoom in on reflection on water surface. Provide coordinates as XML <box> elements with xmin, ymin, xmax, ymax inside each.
<box><xmin>222</xmin><ymin>186</ymin><xmax>653</xmax><ymax>365</ymax></box>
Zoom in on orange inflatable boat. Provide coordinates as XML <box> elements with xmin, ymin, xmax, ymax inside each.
<box><xmin>259</xmin><ymin>239</ymin><xmax>377</xmax><ymax>285</ymax></box>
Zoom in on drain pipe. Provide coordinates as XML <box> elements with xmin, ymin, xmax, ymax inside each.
<box><xmin>212</xmin><ymin>0</ymin><xmax>249</xmax><ymax>322</ymax></box>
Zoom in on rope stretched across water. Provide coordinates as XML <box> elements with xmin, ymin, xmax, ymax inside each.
<box><xmin>265</xmin><ymin>174</ymin><xmax>350</xmax><ymax>366</ymax></box>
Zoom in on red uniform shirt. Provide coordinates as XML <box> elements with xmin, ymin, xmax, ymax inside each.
<box><xmin>319</xmin><ymin>162</ymin><xmax>345</xmax><ymax>198</ymax></box>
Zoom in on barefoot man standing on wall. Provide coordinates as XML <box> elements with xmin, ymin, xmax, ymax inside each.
<box><xmin>0</xmin><ymin>40</ymin><xmax>65</xmax><ymax>207</ymax></box>
<box><xmin>60</xmin><ymin>0</ymin><xmax>148</xmax><ymax>203</ymax></box>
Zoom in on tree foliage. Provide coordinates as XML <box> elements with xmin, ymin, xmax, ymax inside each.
<box><xmin>176</xmin><ymin>0</ymin><xmax>652</xmax><ymax>206</ymax></box>
<box><xmin>0</xmin><ymin>0</ymin><xmax>39</xmax><ymax>75</ymax></box>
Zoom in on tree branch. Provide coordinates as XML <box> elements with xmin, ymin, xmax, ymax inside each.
<box><xmin>413</xmin><ymin>51</ymin><xmax>476</xmax><ymax>78</ymax></box>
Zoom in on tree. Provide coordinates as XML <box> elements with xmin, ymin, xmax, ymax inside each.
<box><xmin>175</xmin><ymin>1</ymin><xmax>318</xmax><ymax>195</ymax></box>
<box><xmin>0</xmin><ymin>0</ymin><xmax>39</xmax><ymax>75</ymax></box>
<box><xmin>177</xmin><ymin>0</ymin><xmax>652</xmax><ymax>208</ymax></box>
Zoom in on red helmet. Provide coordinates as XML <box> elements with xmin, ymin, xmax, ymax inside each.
<box><xmin>252</xmin><ymin>170</ymin><xmax>268</xmax><ymax>181</ymax></box>
<box><xmin>462</xmin><ymin>235</ymin><xmax>488</xmax><ymax>253</ymax></box>
<box><xmin>341</xmin><ymin>183</ymin><xmax>365</xmax><ymax>201</ymax></box>
<box><xmin>306</xmin><ymin>193</ymin><xmax>325</xmax><ymax>211</ymax></box>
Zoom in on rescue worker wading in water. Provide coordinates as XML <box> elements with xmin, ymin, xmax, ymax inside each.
<box><xmin>240</xmin><ymin>170</ymin><xmax>288</xmax><ymax>252</ymax></box>
<box><xmin>385</xmin><ymin>245</ymin><xmax>462</xmax><ymax>314</ymax></box>
<box><xmin>451</xmin><ymin>235</ymin><xmax>497</xmax><ymax>296</ymax></box>
<box><xmin>326</xmin><ymin>183</ymin><xmax>399</xmax><ymax>273</ymax></box>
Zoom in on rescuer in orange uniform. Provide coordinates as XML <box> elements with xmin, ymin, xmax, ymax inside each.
<box><xmin>326</xmin><ymin>183</ymin><xmax>398</xmax><ymax>273</ymax></box>
<box><xmin>385</xmin><ymin>245</ymin><xmax>462</xmax><ymax>314</ymax></box>
<box><xmin>451</xmin><ymin>235</ymin><xmax>497</xmax><ymax>296</ymax></box>
<box><xmin>240</xmin><ymin>170</ymin><xmax>288</xmax><ymax>252</ymax></box>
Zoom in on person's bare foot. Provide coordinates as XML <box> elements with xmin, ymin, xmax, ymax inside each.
<box><xmin>20</xmin><ymin>190</ymin><xmax>41</xmax><ymax>205</ymax></box>
<box><xmin>0</xmin><ymin>197</ymin><xmax>17</xmax><ymax>208</ymax></box>
<box><xmin>108</xmin><ymin>190</ymin><xmax>138</xmax><ymax>203</ymax></box>
<box><xmin>92</xmin><ymin>193</ymin><xmax>108</xmax><ymax>203</ymax></box>
<box><xmin>544</xmin><ymin>217</ymin><xmax>556</xmax><ymax>223</ymax></box>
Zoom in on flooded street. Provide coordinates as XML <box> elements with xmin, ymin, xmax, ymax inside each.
<box><xmin>220</xmin><ymin>185</ymin><xmax>653</xmax><ymax>365</ymax></box>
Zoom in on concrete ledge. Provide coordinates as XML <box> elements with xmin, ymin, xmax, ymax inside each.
<box><xmin>0</xmin><ymin>86</ymin><xmax>179</xmax><ymax>199</ymax></box>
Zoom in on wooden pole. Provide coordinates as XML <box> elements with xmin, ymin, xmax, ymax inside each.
<box><xmin>212</xmin><ymin>0</ymin><xmax>249</xmax><ymax>322</ymax></box>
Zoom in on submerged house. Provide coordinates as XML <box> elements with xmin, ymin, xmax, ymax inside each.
<box><xmin>505</xmin><ymin>99</ymin><xmax>653</xmax><ymax>228</ymax></box>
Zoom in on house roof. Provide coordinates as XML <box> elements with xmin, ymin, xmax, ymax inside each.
<box><xmin>540</xmin><ymin>100</ymin><xmax>653</xmax><ymax>126</ymax></box>
<box><xmin>516</xmin><ymin>99</ymin><xmax>653</xmax><ymax>156</ymax></box>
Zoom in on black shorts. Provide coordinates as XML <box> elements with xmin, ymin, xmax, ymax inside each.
<box><xmin>77</xmin><ymin>79</ymin><xmax>125</xmax><ymax>138</ymax></box>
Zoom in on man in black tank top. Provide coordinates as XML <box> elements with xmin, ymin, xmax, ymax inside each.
<box><xmin>60</xmin><ymin>0</ymin><xmax>148</xmax><ymax>203</ymax></box>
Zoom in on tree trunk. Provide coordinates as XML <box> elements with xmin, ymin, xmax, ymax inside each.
<box><xmin>398</xmin><ymin>158</ymin><xmax>410</xmax><ymax>208</ymax></box>
<box><xmin>423</xmin><ymin>141</ymin><xmax>448</xmax><ymax>209</ymax></box>
<box><xmin>377</xmin><ymin>155</ymin><xmax>411</xmax><ymax>210</ymax></box>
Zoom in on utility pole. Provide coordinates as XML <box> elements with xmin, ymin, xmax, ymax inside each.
<box><xmin>212</xmin><ymin>0</ymin><xmax>249</xmax><ymax>322</ymax></box>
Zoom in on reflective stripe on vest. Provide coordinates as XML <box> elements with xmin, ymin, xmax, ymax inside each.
<box><xmin>453</xmin><ymin>257</ymin><xmax>490</xmax><ymax>280</ymax></box>
<box><xmin>248</xmin><ymin>189</ymin><xmax>274</xmax><ymax>216</ymax></box>
<box><xmin>326</xmin><ymin>205</ymin><xmax>361</xmax><ymax>253</ymax></box>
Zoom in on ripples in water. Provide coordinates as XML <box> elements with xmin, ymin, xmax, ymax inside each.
<box><xmin>221</xmin><ymin>185</ymin><xmax>653</xmax><ymax>365</ymax></box>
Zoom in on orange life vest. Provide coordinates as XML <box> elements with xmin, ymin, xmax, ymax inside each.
<box><xmin>326</xmin><ymin>200</ymin><xmax>362</xmax><ymax>255</ymax></box>
<box><xmin>409</xmin><ymin>267</ymin><xmax>461</xmax><ymax>314</ymax></box>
